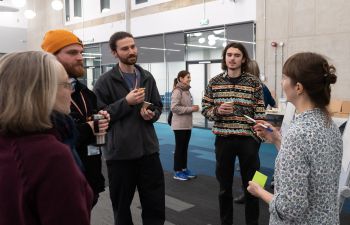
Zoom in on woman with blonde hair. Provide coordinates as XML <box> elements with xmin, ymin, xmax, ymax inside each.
<box><xmin>0</xmin><ymin>51</ymin><xmax>92</xmax><ymax>225</ymax></box>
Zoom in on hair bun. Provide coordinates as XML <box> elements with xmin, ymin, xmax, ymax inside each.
<box><xmin>327</xmin><ymin>65</ymin><xmax>337</xmax><ymax>84</ymax></box>
<box><xmin>327</xmin><ymin>73</ymin><xmax>337</xmax><ymax>84</ymax></box>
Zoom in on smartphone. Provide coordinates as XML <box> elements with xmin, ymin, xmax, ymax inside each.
<box><xmin>243</xmin><ymin>115</ymin><xmax>273</xmax><ymax>132</ymax></box>
<box><xmin>142</xmin><ymin>101</ymin><xmax>153</xmax><ymax>109</ymax></box>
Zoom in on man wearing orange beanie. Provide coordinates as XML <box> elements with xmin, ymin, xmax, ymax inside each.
<box><xmin>42</xmin><ymin>29</ymin><xmax>108</xmax><ymax>207</ymax></box>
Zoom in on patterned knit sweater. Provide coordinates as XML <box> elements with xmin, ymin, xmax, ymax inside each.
<box><xmin>201</xmin><ymin>71</ymin><xmax>266</xmax><ymax>136</ymax></box>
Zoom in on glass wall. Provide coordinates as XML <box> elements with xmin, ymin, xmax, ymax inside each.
<box><xmin>186</xmin><ymin>28</ymin><xmax>225</xmax><ymax>61</ymax></box>
<box><xmin>135</xmin><ymin>32</ymin><xmax>185</xmax><ymax>123</ymax></box>
<box><xmin>82</xmin><ymin>22</ymin><xmax>255</xmax><ymax>128</ymax></box>
<box><xmin>82</xmin><ymin>44</ymin><xmax>101</xmax><ymax>90</ymax></box>
<box><xmin>187</xmin><ymin>61</ymin><xmax>222</xmax><ymax>128</ymax></box>
<box><xmin>186</xmin><ymin>27</ymin><xmax>226</xmax><ymax>128</ymax></box>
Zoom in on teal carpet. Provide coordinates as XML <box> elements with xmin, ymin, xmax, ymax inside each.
<box><xmin>155</xmin><ymin>122</ymin><xmax>350</xmax><ymax>215</ymax></box>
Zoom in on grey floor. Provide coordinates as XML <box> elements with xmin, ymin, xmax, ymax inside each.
<box><xmin>91</xmin><ymin>168</ymin><xmax>271</xmax><ymax>225</ymax></box>
<box><xmin>91</xmin><ymin>166</ymin><xmax>350</xmax><ymax>225</ymax></box>
<box><xmin>91</xmin><ymin>186</ymin><xmax>196</xmax><ymax>225</ymax></box>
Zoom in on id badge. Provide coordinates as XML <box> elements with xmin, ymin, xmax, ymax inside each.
<box><xmin>87</xmin><ymin>145</ymin><xmax>101</xmax><ymax>156</ymax></box>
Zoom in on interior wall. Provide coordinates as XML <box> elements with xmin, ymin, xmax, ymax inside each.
<box><xmin>0</xmin><ymin>0</ymin><xmax>27</xmax><ymax>52</ymax></box>
<box><xmin>73</xmin><ymin>0</ymin><xmax>255</xmax><ymax>43</ymax></box>
<box><xmin>26</xmin><ymin>0</ymin><xmax>66</xmax><ymax>51</ymax></box>
<box><xmin>26</xmin><ymin>0</ymin><xmax>255</xmax><ymax>50</ymax></box>
<box><xmin>256</xmin><ymin>0</ymin><xmax>350</xmax><ymax>100</ymax></box>
<box><xmin>12</xmin><ymin>0</ymin><xmax>350</xmax><ymax>101</ymax></box>
<box><xmin>0</xmin><ymin>26</ymin><xmax>27</xmax><ymax>53</ymax></box>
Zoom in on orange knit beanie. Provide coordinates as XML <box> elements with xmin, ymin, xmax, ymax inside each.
<box><xmin>41</xmin><ymin>29</ymin><xmax>83</xmax><ymax>54</ymax></box>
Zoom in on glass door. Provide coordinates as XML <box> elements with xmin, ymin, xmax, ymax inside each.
<box><xmin>187</xmin><ymin>60</ymin><xmax>222</xmax><ymax>129</ymax></box>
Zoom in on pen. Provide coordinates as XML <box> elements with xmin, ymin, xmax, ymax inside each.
<box><xmin>243</xmin><ymin>115</ymin><xmax>273</xmax><ymax>132</ymax></box>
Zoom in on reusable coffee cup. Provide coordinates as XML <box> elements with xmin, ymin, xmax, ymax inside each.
<box><xmin>93</xmin><ymin>114</ymin><xmax>106</xmax><ymax>145</ymax></box>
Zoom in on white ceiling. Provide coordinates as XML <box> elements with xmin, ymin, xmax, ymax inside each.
<box><xmin>0</xmin><ymin>0</ymin><xmax>19</xmax><ymax>12</ymax></box>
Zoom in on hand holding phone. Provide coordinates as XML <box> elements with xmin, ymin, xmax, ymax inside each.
<box><xmin>243</xmin><ymin>115</ymin><xmax>273</xmax><ymax>132</ymax></box>
<box><xmin>142</xmin><ymin>101</ymin><xmax>153</xmax><ymax>110</ymax></box>
<box><xmin>140</xmin><ymin>106</ymin><xmax>155</xmax><ymax>120</ymax></box>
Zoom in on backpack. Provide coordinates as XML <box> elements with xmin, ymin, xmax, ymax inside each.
<box><xmin>167</xmin><ymin>87</ymin><xmax>182</xmax><ymax>126</ymax></box>
<box><xmin>167</xmin><ymin>111</ymin><xmax>173</xmax><ymax>125</ymax></box>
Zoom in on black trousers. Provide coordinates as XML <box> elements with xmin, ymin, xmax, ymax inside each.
<box><xmin>106</xmin><ymin>153</ymin><xmax>165</xmax><ymax>225</ymax></box>
<box><xmin>215</xmin><ymin>135</ymin><xmax>261</xmax><ymax>225</ymax></box>
<box><xmin>173</xmin><ymin>129</ymin><xmax>192</xmax><ymax>171</ymax></box>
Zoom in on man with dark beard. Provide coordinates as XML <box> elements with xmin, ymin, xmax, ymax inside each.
<box><xmin>41</xmin><ymin>29</ymin><xmax>109</xmax><ymax>207</ymax></box>
<box><xmin>93</xmin><ymin>31</ymin><xmax>165</xmax><ymax>225</ymax></box>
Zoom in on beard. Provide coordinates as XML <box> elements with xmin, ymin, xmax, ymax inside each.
<box><xmin>117</xmin><ymin>53</ymin><xmax>138</xmax><ymax>66</ymax></box>
<box><xmin>61</xmin><ymin>61</ymin><xmax>85</xmax><ymax>78</ymax></box>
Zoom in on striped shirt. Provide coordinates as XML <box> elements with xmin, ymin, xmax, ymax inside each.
<box><xmin>201</xmin><ymin>71</ymin><xmax>266</xmax><ymax>136</ymax></box>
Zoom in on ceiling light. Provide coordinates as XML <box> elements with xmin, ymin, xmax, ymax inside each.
<box><xmin>208</xmin><ymin>34</ymin><xmax>216</xmax><ymax>40</ymax></box>
<box><xmin>139</xmin><ymin>47</ymin><xmax>180</xmax><ymax>52</ymax></box>
<box><xmin>173</xmin><ymin>43</ymin><xmax>216</xmax><ymax>49</ymax></box>
<box><xmin>51</xmin><ymin>0</ymin><xmax>63</xmax><ymax>11</ymax></box>
<box><xmin>82</xmin><ymin>53</ymin><xmax>102</xmax><ymax>56</ymax></box>
<box><xmin>193</xmin><ymin>32</ymin><xmax>202</xmax><ymax>37</ymax></box>
<box><xmin>198</xmin><ymin>37</ymin><xmax>205</xmax><ymax>44</ymax></box>
<box><xmin>11</xmin><ymin>0</ymin><xmax>26</xmax><ymax>8</ymax></box>
<box><xmin>24</xmin><ymin>9</ymin><xmax>36</xmax><ymax>19</ymax></box>
<box><xmin>208</xmin><ymin>39</ymin><xmax>216</xmax><ymax>46</ymax></box>
<box><xmin>213</xmin><ymin>30</ymin><xmax>224</xmax><ymax>35</ymax></box>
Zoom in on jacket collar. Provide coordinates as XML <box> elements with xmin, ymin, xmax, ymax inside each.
<box><xmin>71</xmin><ymin>79</ymin><xmax>87</xmax><ymax>92</ymax></box>
<box><xmin>176</xmin><ymin>82</ymin><xmax>190</xmax><ymax>91</ymax></box>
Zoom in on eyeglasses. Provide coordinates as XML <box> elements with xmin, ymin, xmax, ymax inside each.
<box><xmin>58</xmin><ymin>82</ymin><xmax>74</xmax><ymax>90</ymax></box>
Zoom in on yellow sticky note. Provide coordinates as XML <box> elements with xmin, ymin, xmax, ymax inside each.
<box><xmin>252</xmin><ymin>171</ymin><xmax>268</xmax><ymax>188</ymax></box>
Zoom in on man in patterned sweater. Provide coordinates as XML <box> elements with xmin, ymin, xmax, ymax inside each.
<box><xmin>202</xmin><ymin>42</ymin><xmax>265</xmax><ymax>225</ymax></box>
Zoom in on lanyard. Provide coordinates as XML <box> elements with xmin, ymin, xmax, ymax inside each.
<box><xmin>71</xmin><ymin>92</ymin><xmax>88</xmax><ymax>120</ymax></box>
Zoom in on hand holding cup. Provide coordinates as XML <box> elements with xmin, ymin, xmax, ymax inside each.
<box><xmin>93</xmin><ymin>114</ymin><xmax>109</xmax><ymax>145</ymax></box>
<box><xmin>218</xmin><ymin>101</ymin><xmax>234</xmax><ymax>115</ymax></box>
<box><xmin>126</xmin><ymin>88</ymin><xmax>145</xmax><ymax>105</ymax></box>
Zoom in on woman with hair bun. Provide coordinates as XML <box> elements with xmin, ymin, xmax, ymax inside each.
<box><xmin>247</xmin><ymin>52</ymin><xmax>342</xmax><ymax>225</ymax></box>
